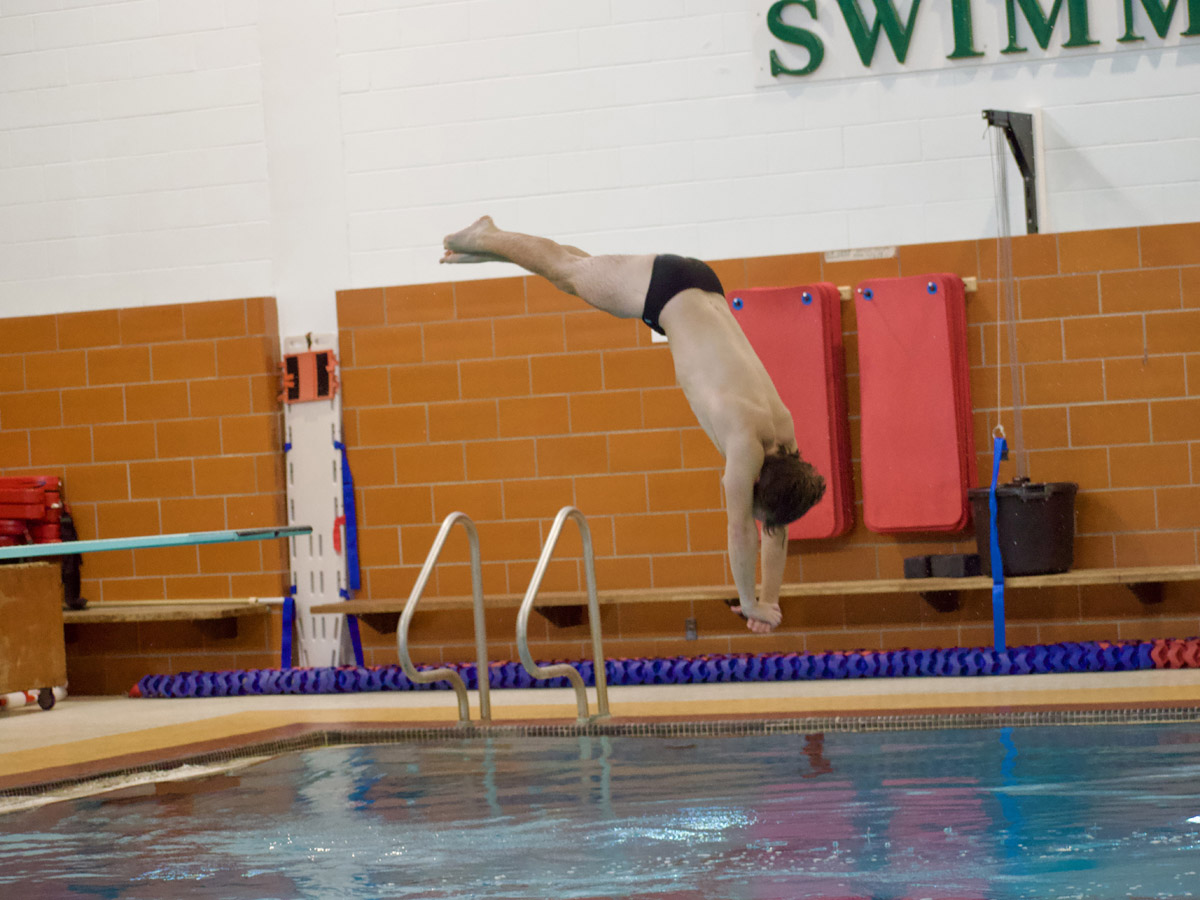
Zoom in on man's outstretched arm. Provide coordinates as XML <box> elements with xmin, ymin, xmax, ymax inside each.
<box><xmin>759</xmin><ymin>523</ymin><xmax>788</xmax><ymax>611</ymax></box>
<box><xmin>722</xmin><ymin>436</ymin><xmax>780</xmax><ymax>633</ymax></box>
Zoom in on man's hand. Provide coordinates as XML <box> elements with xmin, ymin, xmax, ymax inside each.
<box><xmin>730</xmin><ymin>599</ymin><xmax>782</xmax><ymax>632</ymax></box>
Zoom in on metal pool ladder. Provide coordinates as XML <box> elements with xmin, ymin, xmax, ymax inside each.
<box><xmin>516</xmin><ymin>506</ymin><xmax>610</xmax><ymax>724</ymax></box>
<box><xmin>396</xmin><ymin>511</ymin><xmax>491</xmax><ymax>724</ymax></box>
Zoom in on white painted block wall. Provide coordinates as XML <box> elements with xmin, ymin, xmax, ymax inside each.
<box><xmin>0</xmin><ymin>0</ymin><xmax>272</xmax><ymax>315</ymax></box>
<box><xmin>0</xmin><ymin>0</ymin><xmax>1197</xmax><ymax>330</ymax></box>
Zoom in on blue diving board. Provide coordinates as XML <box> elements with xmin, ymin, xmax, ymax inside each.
<box><xmin>0</xmin><ymin>525</ymin><xmax>311</xmax><ymax>561</ymax></box>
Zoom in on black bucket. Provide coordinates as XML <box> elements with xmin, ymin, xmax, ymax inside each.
<box><xmin>967</xmin><ymin>479</ymin><xmax>1078</xmax><ymax>577</ymax></box>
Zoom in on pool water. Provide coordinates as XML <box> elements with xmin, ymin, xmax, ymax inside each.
<box><xmin>3</xmin><ymin>723</ymin><xmax>1200</xmax><ymax>899</ymax></box>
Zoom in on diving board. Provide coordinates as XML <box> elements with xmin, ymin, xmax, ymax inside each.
<box><xmin>0</xmin><ymin>526</ymin><xmax>312</xmax><ymax>561</ymax></box>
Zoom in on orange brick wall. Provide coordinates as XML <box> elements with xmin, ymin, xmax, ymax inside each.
<box><xmin>0</xmin><ymin>297</ymin><xmax>289</xmax><ymax>693</ymax></box>
<box><xmin>337</xmin><ymin>223</ymin><xmax>1200</xmax><ymax>668</ymax></box>
<box><xmin>3</xmin><ymin>225</ymin><xmax>1199</xmax><ymax>695</ymax></box>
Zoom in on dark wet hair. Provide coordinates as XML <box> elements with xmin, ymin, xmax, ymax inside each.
<box><xmin>753</xmin><ymin>448</ymin><xmax>826</xmax><ymax>536</ymax></box>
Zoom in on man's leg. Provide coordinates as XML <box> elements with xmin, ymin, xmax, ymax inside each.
<box><xmin>442</xmin><ymin>216</ymin><xmax>654</xmax><ymax>320</ymax></box>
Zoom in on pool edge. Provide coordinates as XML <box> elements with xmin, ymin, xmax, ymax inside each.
<box><xmin>5</xmin><ymin>701</ymin><xmax>1200</xmax><ymax>802</ymax></box>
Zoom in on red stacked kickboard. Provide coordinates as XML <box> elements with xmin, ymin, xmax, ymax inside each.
<box><xmin>726</xmin><ymin>283</ymin><xmax>853</xmax><ymax>539</ymax></box>
<box><xmin>854</xmin><ymin>274</ymin><xmax>974</xmax><ymax>533</ymax></box>
<box><xmin>0</xmin><ymin>476</ymin><xmax>64</xmax><ymax>548</ymax></box>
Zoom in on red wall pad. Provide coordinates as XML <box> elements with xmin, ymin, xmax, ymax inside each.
<box><xmin>855</xmin><ymin>274</ymin><xmax>974</xmax><ymax>533</ymax></box>
<box><xmin>726</xmin><ymin>284</ymin><xmax>853</xmax><ymax>539</ymax></box>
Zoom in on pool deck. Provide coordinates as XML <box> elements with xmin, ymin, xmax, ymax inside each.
<box><xmin>5</xmin><ymin>669</ymin><xmax>1200</xmax><ymax>795</ymax></box>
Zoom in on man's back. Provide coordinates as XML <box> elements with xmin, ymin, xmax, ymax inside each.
<box><xmin>658</xmin><ymin>287</ymin><xmax>796</xmax><ymax>459</ymax></box>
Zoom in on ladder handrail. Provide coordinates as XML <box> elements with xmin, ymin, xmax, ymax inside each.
<box><xmin>516</xmin><ymin>506</ymin><xmax>609</xmax><ymax>724</ymax></box>
<box><xmin>396</xmin><ymin>511</ymin><xmax>491</xmax><ymax>724</ymax></box>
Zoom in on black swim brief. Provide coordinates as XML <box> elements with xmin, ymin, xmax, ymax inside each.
<box><xmin>641</xmin><ymin>254</ymin><xmax>725</xmax><ymax>336</ymax></box>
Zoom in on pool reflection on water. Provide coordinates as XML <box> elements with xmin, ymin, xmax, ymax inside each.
<box><xmin>3</xmin><ymin>723</ymin><xmax>1200</xmax><ymax>899</ymax></box>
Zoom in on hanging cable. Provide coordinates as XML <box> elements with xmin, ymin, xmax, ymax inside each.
<box><xmin>988</xmin><ymin>122</ymin><xmax>1028</xmax><ymax>481</ymax></box>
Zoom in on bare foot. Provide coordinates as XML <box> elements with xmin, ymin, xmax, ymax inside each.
<box><xmin>730</xmin><ymin>601</ymin><xmax>782</xmax><ymax>634</ymax></box>
<box><xmin>442</xmin><ymin>216</ymin><xmax>498</xmax><ymax>259</ymax></box>
<box><xmin>440</xmin><ymin>249</ymin><xmax>508</xmax><ymax>265</ymax></box>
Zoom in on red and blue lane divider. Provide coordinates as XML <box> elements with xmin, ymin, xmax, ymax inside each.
<box><xmin>130</xmin><ymin>637</ymin><xmax>1200</xmax><ymax>698</ymax></box>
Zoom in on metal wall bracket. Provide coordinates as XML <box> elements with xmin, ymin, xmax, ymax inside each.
<box><xmin>983</xmin><ymin>109</ymin><xmax>1039</xmax><ymax>234</ymax></box>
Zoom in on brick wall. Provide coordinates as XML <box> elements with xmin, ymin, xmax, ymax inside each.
<box><xmin>0</xmin><ymin>297</ymin><xmax>288</xmax><ymax>694</ymax></box>
<box><xmin>2</xmin><ymin>224</ymin><xmax>1197</xmax><ymax>695</ymax></box>
<box><xmin>338</xmin><ymin>222</ymin><xmax>1200</xmax><ymax>669</ymax></box>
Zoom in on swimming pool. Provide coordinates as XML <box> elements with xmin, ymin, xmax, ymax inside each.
<box><xmin>3</xmin><ymin>721</ymin><xmax>1199</xmax><ymax>899</ymax></box>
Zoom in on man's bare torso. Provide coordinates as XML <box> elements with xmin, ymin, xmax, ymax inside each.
<box><xmin>658</xmin><ymin>288</ymin><xmax>796</xmax><ymax>459</ymax></box>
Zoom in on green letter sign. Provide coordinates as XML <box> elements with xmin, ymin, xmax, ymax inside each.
<box><xmin>1003</xmin><ymin>0</ymin><xmax>1099</xmax><ymax>52</ymax></box>
<box><xmin>948</xmin><ymin>0</ymin><xmax>986</xmax><ymax>58</ymax></box>
<box><xmin>766</xmin><ymin>0</ymin><xmax>1199</xmax><ymax>79</ymax></box>
<box><xmin>768</xmin><ymin>0</ymin><xmax>826</xmax><ymax>75</ymax></box>
<box><xmin>835</xmin><ymin>0</ymin><xmax>924</xmax><ymax>65</ymax></box>
<box><xmin>1119</xmin><ymin>0</ymin><xmax>1200</xmax><ymax>41</ymax></box>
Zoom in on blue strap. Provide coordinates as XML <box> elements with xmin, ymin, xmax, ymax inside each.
<box><xmin>346</xmin><ymin>615</ymin><xmax>365</xmax><ymax>667</ymax></box>
<box><xmin>989</xmin><ymin>435</ymin><xmax>1009</xmax><ymax>650</ymax></box>
<box><xmin>281</xmin><ymin>586</ymin><xmax>296</xmax><ymax>669</ymax></box>
<box><xmin>337</xmin><ymin>588</ymin><xmax>365</xmax><ymax>666</ymax></box>
<box><xmin>334</xmin><ymin>439</ymin><xmax>364</xmax><ymax>665</ymax></box>
<box><xmin>333</xmin><ymin>441</ymin><xmax>361</xmax><ymax>592</ymax></box>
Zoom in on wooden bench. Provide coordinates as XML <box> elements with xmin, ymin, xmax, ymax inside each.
<box><xmin>312</xmin><ymin>564</ymin><xmax>1200</xmax><ymax>632</ymax></box>
<box><xmin>62</xmin><ymin>599</ymin><xmax>271</xmax><ymax>638</ymax></box>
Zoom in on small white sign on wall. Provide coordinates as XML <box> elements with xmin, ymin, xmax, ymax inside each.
<box><xmin>825</xmin><ymin>245</ymin><xmax>898</xmax><ymax>262</ymax></box>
